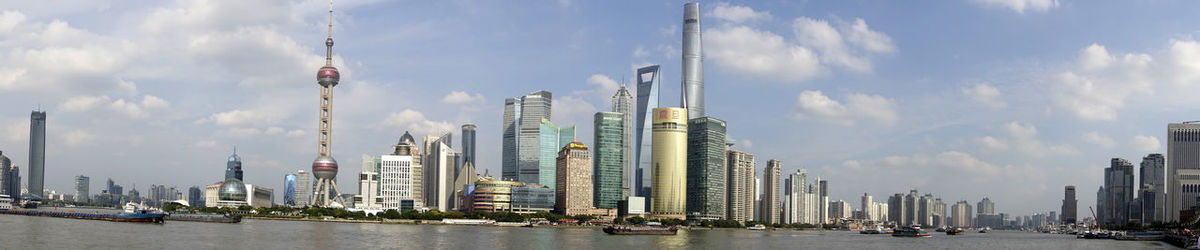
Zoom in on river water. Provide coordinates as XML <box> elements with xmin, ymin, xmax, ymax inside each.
<box><xmin>0</xmin><ymin>212</ymin><xmax>1179</xmax><ymax>249</ymax></box>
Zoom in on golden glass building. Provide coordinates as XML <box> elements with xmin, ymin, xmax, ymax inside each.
<box><xmin>651</xmin><ymin>107</ymin><xmax>687</xmax><ymax>219</ymax></box>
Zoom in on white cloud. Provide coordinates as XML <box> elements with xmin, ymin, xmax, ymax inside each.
<box><xmin>193</xmin><ymin>140</ymin><xmax>218</xmax><ymax>148</ymax></box>
<box><xmin>552</xmin><ymin>96</ymin><xmax>598</xmax><ymax>122</ymax></box>
<box><xmin>962</xmin><ymin>83</ymin><xmax>1006</xmax><ymax>109</ymax></box>
<box><xmin>706</xmin><ymin>6</ymin><xmax>894</xmax><ymax>82</ymax></box>
<box><xmin>265</xmin><ymin>126</ymin><xmax>307</xmax><ymax>138</ymax></box>
<box><xmin>740</xmin><ymin>139</ymin><xmax>754</xmax><ymax>148</ymax></box>
<box><xmin>441</xmin><ymin>91</ymin><xmax>486</xmax><ymax>105</ymax></box>
<box><xmin>1050</xmin><ymin>43</ymin><xmax>1154</xmax><ymax>121</ymax></box>
<box><xmin>707</xmin><ymin>25</ymin><xmax>822</xmax><ymax>82</ymax></box>
<box><xmin>57</xmin><ymin>95</ymin><xmax>169</xmax><ymax>119</ymax></box>
<box><xmin>1132</xmin><ymin>135</ymin><xmax>1161</xmax><ymax>152</ymax></box>
<box><xmin>206</xmin><ymin>109</ymin><xmax>264</xmax><ymax>127</ymax></box>
<box><xmin>977</xmin><ymin>121</ymin><xmax>1078</xmax><ymax>157</ymax></box>
<box><xmin>62</xmin><ymin>129</ymin><xmax>96</xmax><ymax>147</ymax></box>
<box><xmin>792</xmin><ymin>90</ymin><xmax>898</xmax><ymax>126</ymax></box>
<box><xmin>711</xmin><ymin>3</ymin><xmax>772</xmax><ymax>24</ymax></box>
<box><xmin>974</xmin><ymin>0</ymin><xmax>1059</xmax><ymax>13</ymax></box>
<box><xmin>379</xmin><ymin>109</ymin><xmax>456</xmax><ymax>136</ymax></box>
<box><xmin>1083</xmin><ymin>132</ymin><xmax>1117</xmax><ymax>148</ymax></box>
<box><xmin>633</xmin><ymin>45</ymin><xmax>648</xmax><ymax>58</ymax></box>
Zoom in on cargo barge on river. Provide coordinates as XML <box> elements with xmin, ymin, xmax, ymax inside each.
<box><xmin>0</xmin><ymin>209</ymin><xmax>165</xmax><ymax>223</ymax></box>
<box><xmin>165</xmin><ymin>213</ymin><xmax>242</xmax><ymax>223</ymax></box>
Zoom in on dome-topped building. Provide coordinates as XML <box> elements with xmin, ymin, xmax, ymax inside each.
<box><xmin>205</xmin><ymin>148</ymin><xmax>273</xmax><ymax>208</ymax></box>
<box><xmin>218</xmin><ymin>178</ymin><xmax>247</xmax><ymax>202</ymax></box>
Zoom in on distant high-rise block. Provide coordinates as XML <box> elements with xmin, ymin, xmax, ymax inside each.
<box><xmin>462</xmin><ymin>124</ymin><xmax>476</xmax><ymax>167</ymax></box>
<box><xmin>726</xmin><ymin>150</ymin><xmax>755</xmax><ymax>222</ymax></box>
<box><xmin>518</xmin><ymin>91</ymin><xmax>552</xmax><ymax>185</ymax></box>
<box><xmin>0</xmin><ymin>152</ymin><xmax>16</xmax><ymax>200</ymax></box>
<box><xmin>75</xmin><ymin>175</ymin><xmax>89</xmax><ymax>203</ymax></box>
<box><xmin>1141</xmin><ymin>153</ymin><xmax>1165</xmax><ymax>223</ymax></box>
<box><xmin>29</xmin><ymin>110</ymin><xmax>45</xmax><ymax>199</ymax></box>
<box><xmin>593</xmin><ymin>112</ymin><xmax>624</xmax><ymax>209</ymax></box>
<box><xmin>686</xmin><ymin>116</ymin><xmax>726</xmax><ymax>220</ymax></box>
<box><xmin>650</xmin><ymin>107</ymin><xmax>687</xmax><ymax>219</ymax></box>
<box><xmin>1062</xmin><ymin>185</ymin><xmax>1077</xmax><ymax>224</ymax></box>
<box><xmin>502</xmin><ymin>97</ymin><xmax>522</xmax><ymax>181</ymax></box>
<box><xmin>284</xmin><ymin>173</ymin><xmax>297</xmax><ymax>206</ymax></box>
<box><xmin>1105</xmin><ymin>158</ymin><xmax>1134</xmax><ymax>224</ymax></box>
<box><xmin>635</xmin><ymin>65</ymin><xmax>661</xmax><ymax>197</ymax></box>
<box><xmin>556</xmin><ymin>142</ymin><xmax>592</xmax><ymax>216</ymax></box>
<box><xmin>293</xmin><ymin>170</ymin><xmax>312</xmax><ymax>207</ymax></box>
<box><xmin>1168</xmin><ymin>122</ymin><xmax>1200</xmax><ymax>221</ymax></box>
<box><xmin>611</xmin><ymin>84</ymin><xmax>634</xmax><ymax>199</ymax></box>
<box><xmin>187</xmin><ymin>186</ymin><xmax>203</xmax><ymax>207</ymax></box>
<box><xmin>762</xmin><ymin>159</ymin><xmax>782</xmax><ymax>224</ymax></box>
<box><xmin>538</xmin><ymin>119</ymin><xmax>574</xmax><ymax>191</ymax></box>
<box><xmin>423</xmin><ymin>134</ymin><xmax>456</xmax><ymax>211</ymax></box>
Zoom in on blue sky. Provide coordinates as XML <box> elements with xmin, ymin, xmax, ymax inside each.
<box><xmin>1</xmin><ymin>0</ymin><xmax>1198</xmax><ymax>216</ymax></box>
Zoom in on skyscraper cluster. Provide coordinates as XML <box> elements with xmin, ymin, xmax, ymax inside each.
<box><xmin>1093</xmin><ymin>152</ymin><xmax>1166</xmax><ymax>225</ymax></box>
<box><xmin>886</xmin><ymin>190</ymin><xmax>949</xmax><ymax>228</ymax></box>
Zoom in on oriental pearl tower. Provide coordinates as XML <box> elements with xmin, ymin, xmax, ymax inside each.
<box><xmin>311</xmin><ymin>0</ymin><xmax>345</xmax><ymax>207</ymax></box>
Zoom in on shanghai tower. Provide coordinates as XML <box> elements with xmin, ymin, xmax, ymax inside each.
<box><xmin>681</xmin><ymin>2</ymin><xmax>704</xmax><ymax>119</ymax></box>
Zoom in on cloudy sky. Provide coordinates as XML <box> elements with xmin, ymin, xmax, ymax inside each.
<box><xmin>2</xmin><ymin>0</ymin><xmax>1197</xmax><ymax>216</ymax></box>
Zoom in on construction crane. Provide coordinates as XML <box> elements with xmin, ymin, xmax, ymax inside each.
<box><xmin>1089</xmin><ymin>206</ymin><xmax>1100</xmax><ymax>230</ymax></box>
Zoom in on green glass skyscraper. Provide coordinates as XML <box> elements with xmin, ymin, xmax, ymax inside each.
<box><xmin>686</xmin><ymin>116</ymin><xmax>727</xmax><ymax>220</ymax></box>
<box><xmin>593</xmin><ymin>112</ymin><xmax>624</xmax><ymax>208</ymax></box>
<box><xmin>539</xmin><ymin>118</ymin><xmax>575</xmax><ymax>191</ymax></box>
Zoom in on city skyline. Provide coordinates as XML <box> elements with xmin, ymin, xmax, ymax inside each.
<box><xmin>3</xmin><ymin>1</ymin><xmax>1200</xmax><ymax>215</ymax></box>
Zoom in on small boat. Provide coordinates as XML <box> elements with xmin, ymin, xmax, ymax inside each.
<box><xmin>603</xmin><ymin>225</ymin><xmax>678</xmax><ymax>235</ymax></box>
<box><xmin>978</xmin><ymin>229</ymin><xmax>988</xmax><ymax>233</ymax></box>
<box><xmin>946</xmin><ymin>228</ymin><xmax>965</xmax><ymax>235</ymax></box>
<box><xmin>860</xmin><ymin>229</ymin><xmax>886</xmax><ymax>234</ymax></box>
<box><xmin>748</xmin><ymin>224</ymin><xmax>767</xmax><ymax>230</ymax></box>
<box><xmin>860</xmin><ymin>225</ymin><xmax>886</xmax><ymax>234</ymax></box>
<box><xmin>935</xmin><ymin>227</ymin><xmax>947</xmax><ymax>232</ymax></box>
<box><xmin>892</xmin><ymin>226</ymin><xmax>932</xmax><ymax>237</ymax></box>
<box><xmin>1114</xmin><ymin>231</ymin><xmax>1164</xmax><ymax>241</ymax></box>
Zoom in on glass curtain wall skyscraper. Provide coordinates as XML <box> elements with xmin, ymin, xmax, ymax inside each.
<box><xmin>681</xmin><ymin>2</ymin><xmax>705</xmax><ymax>119</ymax></box>
<box><xmin>611</xmin><ymin>84</ymin><xmax>634</xmax><ymax>199</ymax></box>
<box><xmin>635</xmin><ymin>65</ymin><xmax>661</xmax><ymax>197</ymax></box>
<box><xmin>686</xmin><ymin>116</ymin><xmax>726</xmax><ymax>220</ymax></box>
<box><xmin>462</xmin><ymin>124</ymin><xmax>476</xmax><ymax>167</ymax></box>
<box><xmin>506</xmin><ymin>91</ymin><xmax>552</xmax><ymax>185</ymax></box>
<box><xmin>29</xmin><ymin>110</ymin><xmax>46</xmax><ymax>199</ymax></box>
<box><xmin>593</xmin><ymin>112</ymin><xmax>624</xmax><ymax>209</ymax></box>
<box><xmin>284</xmin><ymin>174</ymin><xmax>297</xmax><ymax>206</ymax></box>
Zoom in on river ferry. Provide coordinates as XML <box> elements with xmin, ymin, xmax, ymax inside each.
<box><xmin>892</xmin><ymin>226</ymin><xmax>932</xmax><ymax>237</ymax></box>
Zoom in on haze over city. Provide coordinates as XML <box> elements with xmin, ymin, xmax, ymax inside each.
<box><xmin>3</xmin><ymin>0</ymin><xmax>1199</xmax><ymax>217</ymax></box>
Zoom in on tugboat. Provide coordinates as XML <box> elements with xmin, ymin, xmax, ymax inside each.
<box><xmin>947</xmin><ymin>228</ymin><xmax>965</xmax><ymax>235</ymax></box>
<box><xmin>603</xmin><ymin>225</ymin><xmax>679</xmax><ymax>235</ymax></box>
<box><xmin>892</xmin><ymin>226</ymin><xmax>932</xmax><ymax>237</ymax></box>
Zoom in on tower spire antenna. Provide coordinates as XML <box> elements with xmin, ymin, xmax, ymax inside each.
<box><xmin>324</xmin><ymin>0</ymin><xmax>334</xmax><ymax>66</ymax></box>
